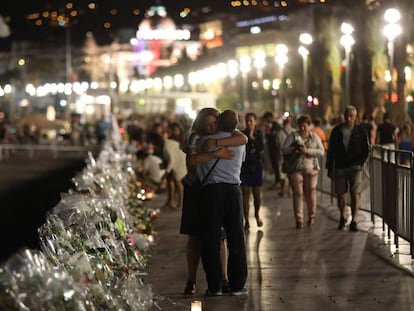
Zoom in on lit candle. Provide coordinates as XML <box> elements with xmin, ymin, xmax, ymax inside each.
<box><xmin>191</xmin><ymin>300</ymin><xmax>202</xmax><ymax>311</ymax></box>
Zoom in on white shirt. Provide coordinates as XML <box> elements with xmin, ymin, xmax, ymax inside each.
<box><xmin>164</xmin><ymin>138</ymin><xmax>188</xmax><ymax>181</ymax></box>
<box><xmin>143</xmin><ymin>155</ymin><xmax>165</xmax><ymax>183</ymax></box>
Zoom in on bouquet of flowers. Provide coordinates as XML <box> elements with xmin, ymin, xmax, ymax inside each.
<box><xmin>1</xmin><ymin>144</ymin><xmax>158</xmax><ymax>310</ymax></box>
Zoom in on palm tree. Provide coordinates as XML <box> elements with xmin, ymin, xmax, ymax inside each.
<box><xmin>393</xmin><ymin>0</ymin><xmax>414</xmax><ymax>126</ymax></box>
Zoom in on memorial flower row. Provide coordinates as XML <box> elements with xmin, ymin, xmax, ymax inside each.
<box><xmin>0</xmin><ymin>145</ymin><xmax>159</xmax><ymax>311</ymax></box>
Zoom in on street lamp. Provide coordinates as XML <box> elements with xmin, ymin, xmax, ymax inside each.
<box><xmin>65</xmin><ymin>27</ymin><xmax>73</xmax><ymax>119</ymax></box>
<box><xmin>340</xmin><ymin>22</ymin><xmax>355</xmax><ymax>107</ymax></box>
<box><xmin>227</xmin><ymin>59</ymin><xmax>239</xmax><ymax>89</ymax></box>
<box><xmin>239</xmin><ymin>55</ymin><xmax>251</xmax><ymax>109</ymax></box>
<box><xmin>275</xmin><ymin>44</ymin><xmax>288</xmax><ymax>112</ymax></box>
<box><xmin>298</xmin><ymin>33</ymin><xmax>312</xmax><ymax>101</ymax></box>
<box><xmin>253</xmin><ymin>50</ymin><xmax>266</xmax><ymax>109</ymax></box>
<box><xmin>383</xmin><ymin>8</ymin><xmax>402</xmax><ymax>107</ymax></box>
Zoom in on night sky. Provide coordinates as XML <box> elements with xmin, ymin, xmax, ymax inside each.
<box><xmin>0</xmin><ymin>0</ymin><xmax>327</xmax><ymax>48</ymax></box>
<box><xmin>0</xmin><ymin>0</ymin><xmax>231</xmax><ymax>48</ymax></box>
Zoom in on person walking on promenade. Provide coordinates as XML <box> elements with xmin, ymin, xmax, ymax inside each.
<box><xmin>197</xmin><ymin>110</ymin><xmax>248</xmax><ymax>296</ymax></box>
<box><xmin>282</xmin><ymin>115</ymin><xmax>324</xmax><ymax>229</ymax></box>
<box><xmin>240</xmin><ymin>112</ymin><xmax>265</xmax><ymax>230</ymax></box>
<box><xmin>262</xmin><ymin>111</ymin><xmax>284</xmax><ymax>190</ymax></box>
<box><xmin>376</xmin><ymin>112</ymin><xmax>398</xmax><ymax>162</ymax></box>
<box><xmin>180</xmin><ymin>107</ymin><xmax>247</xmax><ymax>295</ymax></box>
<box><xmin>397</xmin><ymin>123</ymin><xmax>414</xmax><ymax>166</ymax></box>
<box><xmin>95</xmin><ymin>115</ymin><xmax>110</xmax><ymax>144</ymax></box>
<box><xmin>326</xmin><ymin>105</ymin><xmax>370</xmax><ymax>232</ymax></box>
<box><xmin>277</xmin><ymin>115</ymin><xmax>294</xmax><ymax>197</ymax></box>
<box><xmin>312</xmin><ymin>117</ymin><xmax>328</xmax><ymax>151</ymax></box>
<box><xmin>360</xmin><ymin>112</ymin><xmax>377</xmax><ymax>146</ymax></box>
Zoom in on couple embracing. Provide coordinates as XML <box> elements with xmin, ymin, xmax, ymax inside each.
<box><xmin>180</xmin><ymin>108</ymin><xmax>248</xmax><ymax>296</ymax></box>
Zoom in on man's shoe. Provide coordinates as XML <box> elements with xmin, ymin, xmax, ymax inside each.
<box><xmin>349</xmin><ymin>221</ymin><xmax>359</xmax><ymax>232</ymax></box>
<box><xmin>184</xmin><ymin>282</ymin><xmax>196</xmax><ymax>295</ymax></box>
<box><xmin>204</xmin><ymin>289</ymin><xmax>223</xmax><ymax>297</ymax></box>
<box><xmin>338</xmin><ymin>217</ymin><xmax>346</xmax><ymax>230</ymax></box>
<box><xmin>231</xmin><ymin>287</ymin><xmax>248</xmax><ymax>296</ymax></box>
<box><xmin>221</xmin><ymin>280</ymin><xmax>230</xmax><ymax>293</ymax></box>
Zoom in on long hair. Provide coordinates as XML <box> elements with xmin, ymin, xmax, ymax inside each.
<box><xmin>190</xmin><ymin>107</ymin><xmax>220</xmax><ymax>135</ymax></box>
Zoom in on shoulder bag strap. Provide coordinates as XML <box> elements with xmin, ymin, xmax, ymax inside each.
<box><xmin>200</xmin><ymin>158</ymin><xmax>220</xmax><ymax>185</ymax></box>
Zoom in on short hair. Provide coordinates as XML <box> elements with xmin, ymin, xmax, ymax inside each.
<box><xmin>344</xmin><ymin>105</ymin><xmax>357</xmax><ymax>117</ymax></box>
<box><xmin>218</xmin><ymin>110</ymin><xmax>238</xmax><ymax>132</ymax></box>
<box><xmin>313</xmin><ymin>117</ymin><xmax>322</xmax><ymax>127</ymax></box>
<box><xmin>262</xmin><ymin>111</ymin><xmax>273</xmax><ymax>120</ymax></box>
<box><xmin>168</xmin><ymin>121</ymin><xmax>183</xmax><ymax>132</ymax></box>
<box><xmin>245</xmin><ymin>112</ymin><xmax>257</xmax><ymax>122</ymax></box>
<box><xmin>136</xmin><ymin>149</ymin><xmax>149</xmax><ymax>159</ymax></box>
<box><xmin>297</xmin><ymin>115</ymin><xmax>311</xmax><ymax>125</ymax></box>
<box><xmin>362</xmin><ymin>112</ymin><xmax>372</xmax><ymax>121</ymax></box>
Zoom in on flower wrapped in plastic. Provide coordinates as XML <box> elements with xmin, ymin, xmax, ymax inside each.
<box><xmin>2</xmin><ymin>143</ymin><xmax>160</xmax><ymax>310</ymax></box>
<box><xmin>0</xmin><ymin>248</ymin><xmax>91</xmax><ymax>311</ymax></box>
<box><xmin>40</xmin><ymin>196</ymin><xmax>148</xmax><ymax>275</ymax></box>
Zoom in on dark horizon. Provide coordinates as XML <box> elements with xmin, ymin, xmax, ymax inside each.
<box><xmin>0</xmin><ymin>0</ymin><xmax>325</xmax><ymax>49</ymax></box>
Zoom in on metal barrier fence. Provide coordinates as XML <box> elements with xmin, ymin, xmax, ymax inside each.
<box><xmin>316</xmin><ymin>145</ymin><xmax>414</xmax><ymax>258</ymax></box>
<box><xmin>0</xmin><ymin>144</ymin><xmax>92</xmax><ymax>160</ymax></box>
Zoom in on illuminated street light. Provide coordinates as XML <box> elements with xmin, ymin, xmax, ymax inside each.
<box><xmin>340</xmin><ymin>22</ymin><xmax>354</xmax><ymax>35</ymax></box>
<box><xmin>383</xmin><ymin>8</ymin><xmax>402</xmax><ymax>106</ymax></box>
<box><xmin>299</xmin><ymin>33</ymin><xmax>313</xmax><ymax>101</ymax></box>
<box><xmin>173</xmin><ymin>74</ymin><xmax>184</xmax><ymax>90</ymax></box>
<box><xmin>275</xmin><ymin>44</ymin><xmax>288</xmax><ymax>112</ymax></box>
<box><xmin>227</xmin><ymin>59</ymin><xmax>239</xmax><ymax>83</ymax></box>
<box><xmin>299</xmin><ymin>33</ymin><xmax>313</xmax><ymax>45</ymax></box>
<box><xmin>340</xmin><ymin>23</ymin><xmax>355</xmax><ymax>107</ymax></box>
<box><xmin>384</xmin><ymin>8</ymin><xmax>401</xmax><ymax>24</ymax></box>
<box><xmin>240</xmin><ymin>55</ymin><xmax>252</xmax><ymax>109</ymax></box>
<box><xmin>298</xmin><ymin>46</ymin><xmax>309</xmax><ymax>102</ymax></box>
<box><xmin>253</xmin><ymin>50</ymin><xmax>266</xmax><ymax>109</ymax></box>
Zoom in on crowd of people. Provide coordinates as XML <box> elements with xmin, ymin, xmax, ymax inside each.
<box><xmin>118</xmin><ymin>105</ymin><xmax>414</xmax><ymax>298</ymax></box>
<box><xmin>0</xmin><ymin>114</ymin><xmax>111</xmax><ymax>146</ymax></box>
<box><xmin>11</xmin><ymin>105</ymin><xmax>400</xmax><ymax>298</ymax></box>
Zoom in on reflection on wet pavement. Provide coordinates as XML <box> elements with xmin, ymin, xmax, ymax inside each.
<box><xmin>146</xmin><ymin>182</ymin><xmax>414</xmax><ymax>311</ymax></box>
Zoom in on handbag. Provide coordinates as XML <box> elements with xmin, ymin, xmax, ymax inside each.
<box><xmin>282</xmin><ymin>132</ymin><xmax>305</xmax><ymax>174</ymax></box>
<box><xmin>282</xmin><ymin>153</ymin><xmax>304</xmax><ymax>174</ymax></box>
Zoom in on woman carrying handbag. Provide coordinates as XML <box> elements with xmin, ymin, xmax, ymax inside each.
<box><xmin>282</xmin><ymin>115</ymin><xmax>325</xmax><ymax>229</ymax></box>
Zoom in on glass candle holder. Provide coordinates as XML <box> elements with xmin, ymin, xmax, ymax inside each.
<box><xmin>191</xmin><ymin>300</ymin><xmax>202</xmax><ymax>311</ymax></box>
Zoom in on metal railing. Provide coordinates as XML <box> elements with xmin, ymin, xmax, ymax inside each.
<box><xmin>0</xmin><ymin>143</ymin><xmax>93</xmax><ymax>160</ymax></box>
<box><xmin>317</xmin><ymin>145</ymin><xmax>414</xmax><ymax>258</ymax></box>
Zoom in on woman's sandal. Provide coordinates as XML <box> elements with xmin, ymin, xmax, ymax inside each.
<box><xmin>255</xmin><ymin>213</ymin><xmax>263</xmax><ymax>227</ymax></box>
<box><xmin>163</xmin><ymin>203</ymin><xmax>177</xmax><ymax>209</ymax></box>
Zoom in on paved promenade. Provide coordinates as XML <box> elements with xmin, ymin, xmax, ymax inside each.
<box><xmin>2</xmin><ymin>153</ymin><xmax>414</xmax><ymax>311</ymax></box>
<box><xmin>145</xmin><ymin>178</ymin><xmax>414</xmax><ymax>311</ymax></box>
